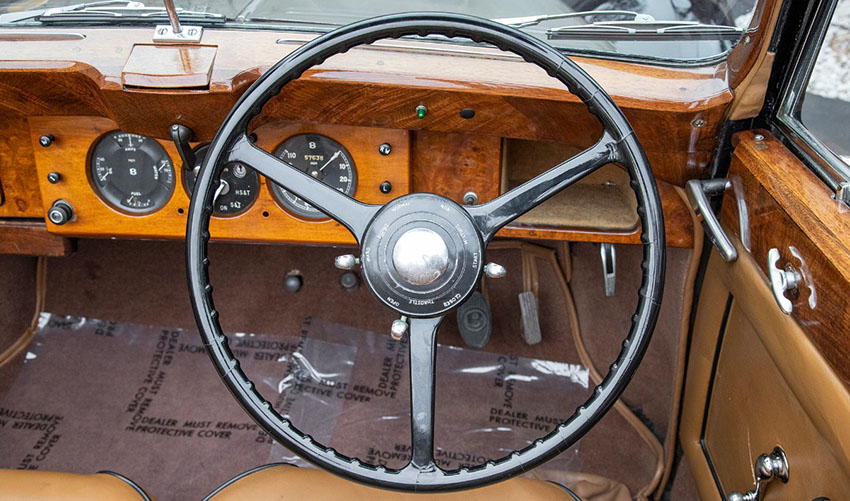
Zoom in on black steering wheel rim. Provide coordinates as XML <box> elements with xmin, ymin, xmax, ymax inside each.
<box><xmin>187</xmin><ymin>12</ymin><xmax>665</xmax><ymax>492</ymax></box>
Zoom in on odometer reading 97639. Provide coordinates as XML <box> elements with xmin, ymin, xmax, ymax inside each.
<box><xmin>90</xmin><ymin>131</ymin><xmax>175</xmax><ymax>214</ymax></box>
<box><xmin>270</xmin><ymin>133</ymin><xmax>357</xmax><ymax>220</ymax></box>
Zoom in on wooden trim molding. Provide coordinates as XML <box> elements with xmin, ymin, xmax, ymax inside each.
<box><xmin>0</xmin><ymin>27</ymin><xmax>732</xmax><ymax>186</ymax></box>
<box><xmin>722</xmin><ymin>130</ymin><xmax>850</xmax><ymax>386</ymax></box>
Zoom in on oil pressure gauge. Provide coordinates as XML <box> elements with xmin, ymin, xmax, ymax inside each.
<box><xmin>270</xmin><ymin>133</ymin><xmax>357</xmax><ymax>220</ymax></box>
<box><xmin>90</xmin><ymin>131</ymin><xmax>175</xmax><ymax>214</ymax></box>
<box><xmin>183</xmin><ymin>144</ymin><xmax>260</xmax><ymax>217</ymax></box>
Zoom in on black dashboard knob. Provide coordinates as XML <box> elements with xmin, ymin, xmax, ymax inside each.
<box><xmin>39</xmin><ymin>134</ymin><xmax>55</xmax><ymax>147</ymax></box>
<box><xmin>47</xmin><ymin>200</ymin><xmax>74</xmax><ymax>225</ymax></box>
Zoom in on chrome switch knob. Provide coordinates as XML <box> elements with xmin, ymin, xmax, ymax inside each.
<box><xmin>483</xmin><ymin>262</ymin><xmax>506</xmax><ymax>279</ymax></box>
<box><xmin>47</xmin><ymin>200</ymin><xmax>74</xmax><ymax>226</ymax></box>
<box><xmin>334</xmin><ymin>254</ymin><xmax>359</xmax><ymax>270</ymax></box>
<box><xmin>390</xmin><ymin>317</ymin><xmax>409</xmax><ymax>340</ymax></box>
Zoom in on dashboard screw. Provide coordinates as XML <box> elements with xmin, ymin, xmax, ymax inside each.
<box><xmin>47</xmin><ymin>172</ymin><xmax>61</xmax><ymax>184</ymax></box>
<box><xmin>754</xmin><ymin>133</ymin><xmax>765</xmax><ymax>141</ymax></box>
<box><xmin>39</xmin><ymin>134</ymin><xmax>54</xmax><ymax>147</ymax></box>
<box><xmin>462</xmin><ymin>191</ymin><xmax>479</xmax><ymax>205</ymax></box>
<box><xmin>691</xmin><ymin>118</ymin><xmax>706</xmax><ymax>128</ymax></box>
<box><xmin>379</xmin><ymin>181</ymin><xmax>392</xmax><ymax>194</ymax></box>
<box><xmin>379</xmin><ymin>143</ymin><xmax>392</xmax><ymax>156</ymax></box>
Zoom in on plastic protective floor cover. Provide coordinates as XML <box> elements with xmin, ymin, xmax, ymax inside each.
<box><xmin>0</xmin><ymin>313</ymin><xmax>592</xmax><ymax>500</ymax></box>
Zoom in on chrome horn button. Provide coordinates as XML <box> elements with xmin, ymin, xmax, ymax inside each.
<box><xmin>359</xmin><ymin>193</ymin><xmax>484</xmax><ymax>317</ymax></box>
<box><xmin>392</xmin><ymin>228</ymin><xmax>450</xmax><ymax>286</ymax></box>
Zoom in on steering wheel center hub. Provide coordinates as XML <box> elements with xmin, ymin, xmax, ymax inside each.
<box><xmin>392</xmin><ymin>228</ymin><xmax>450</xmax><ymax>286</ymax></box>
<box><xmin>360</xmin><ymin>193</ymin><xmax>484</xmax><ymax>317</ymax></box>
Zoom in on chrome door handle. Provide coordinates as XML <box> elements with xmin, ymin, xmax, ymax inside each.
<box><xmin>727</xmin><ymin>446</ymin><xmax>790</xmax><ymax>501</ymax></box>
<box><xmin>686</xmin><ymin>178</ymin><xmax>737</xmax><ymax>262</ymax></box>
<box><xmin>768</xmin><ymin>248</ymin><xmax>802</xmax><ymax>315</ymax></box>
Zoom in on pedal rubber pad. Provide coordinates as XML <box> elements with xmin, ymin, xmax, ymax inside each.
<box><xmin>518</xmin><ymin>291</ymin><xmax>542</xmax><ymax>345</ymax></box>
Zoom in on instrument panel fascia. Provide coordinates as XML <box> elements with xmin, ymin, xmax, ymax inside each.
<box><xmin>29</xmin><ymin>116</ymin><xmax>411</xmax><ymax>245</ymax></box>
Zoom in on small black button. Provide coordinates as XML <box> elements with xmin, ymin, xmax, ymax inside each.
<box><xmin>340</xmin><ymin>271</ymin><xmax>359</xmax><ymax>291</ymax></box>
<box><xmin>379</xmin><ymin>181</ymin><xmax>392</xmax><ymax>194</ymax></box>
<box><xmin>459</xmin><ymin>109</ymin><xmax>475</xmax><ymax>119</ymax></box>
<box><xmin>47</xmin><ymin>172</ymin><xmax>61</xmax><ymax>184</ymax></box>
<box><xmin>39</xmin><ymin>134</ymin><xmax>55</xmax><ymax>147</ymax></box>
<box><xmin>379</xmin><ymin>143</ymin><xmax>392</xmax><ymax>155</ymax></box>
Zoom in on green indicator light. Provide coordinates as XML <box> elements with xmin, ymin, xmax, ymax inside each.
<box><xmin>415</xmin><ymin>105</ymin><xmax>427</xmax><ymax>119</ymax></box>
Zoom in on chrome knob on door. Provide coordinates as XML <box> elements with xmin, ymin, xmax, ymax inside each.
<box><xmin>727</xmin><ymin>446</ymin><xmax>790</xmax><ymax>501</ymax></box>
<box><xmin>768</xmin><ymin>248</ymin><xmax>802</xmax><ymax>315</ymax></box>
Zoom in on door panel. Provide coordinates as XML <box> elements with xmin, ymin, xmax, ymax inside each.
<box><xmin>680</xmin><ymin>130</ymin><xmax>850</xmax><ymax>499</ymax></box>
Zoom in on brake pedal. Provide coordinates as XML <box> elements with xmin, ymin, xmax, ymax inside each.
<box><xmin>457</xmin><ymin>290</ymin><xmax>491</xmax><ymax>348</ymax></box>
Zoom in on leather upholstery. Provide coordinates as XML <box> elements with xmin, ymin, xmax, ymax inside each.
<box><xmin>206</xmin><ymin>465</ymin><xmax>577</xmax><ymax>500</ymax></box>
<box><xmin>0</xmin><ymin>469</ymin><xmax>152</xmax><ymax>500</ymax></box>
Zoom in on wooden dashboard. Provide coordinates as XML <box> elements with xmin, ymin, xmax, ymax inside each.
<box><xmin>0</xmin><ymin>19</ymin><xmax>765</xmax><ymax>251</ymax></box>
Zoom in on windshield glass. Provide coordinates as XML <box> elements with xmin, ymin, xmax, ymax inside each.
<box><xmin>0</xmin><ymin>0</ymin><xmax>759</xmax><ymax>63</ymax></box>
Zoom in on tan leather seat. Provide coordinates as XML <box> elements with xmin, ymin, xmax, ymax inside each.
<box><xmin>0</xmin><ymin>469</ymin><xmax>153</xmax><ymax>500</ymax></box>
<box><xmin>205</xmin><ymin>464</ymin><xmax>579</xmax><ymax>500</ymax></box>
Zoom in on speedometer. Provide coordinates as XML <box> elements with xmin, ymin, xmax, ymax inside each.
<box><xmin>90</xmin><ymin>131</ymin><xmax>175</xmax><ymax>214</ymax></box>
<box><xmin>270</xmin><ymin>134</ymin><xmax>357</xmax><ymax>220</ymax></box>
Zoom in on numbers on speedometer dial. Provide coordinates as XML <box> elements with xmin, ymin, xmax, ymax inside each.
<box><xmin>270</xmin><ymin>134</ymin><xmax>357</xmax><ymax>220</ymax></box>
<box><xmin>90</xmin><ymin>131</ymin><xmax>175</xmax><ymax>214</ymax></box>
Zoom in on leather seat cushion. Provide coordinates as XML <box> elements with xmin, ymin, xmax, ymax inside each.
<box><xmin>206</xmin><ymin>465</ymin><xmax>577</xmax><ymax>500</ymax></box>
<box><xmin>0</xmin><ymin>469</ymin><xmax>151</xmax><ymax>500</ymax></box>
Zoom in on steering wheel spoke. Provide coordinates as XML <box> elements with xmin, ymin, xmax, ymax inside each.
<box><xmin>466</xmin><ymin>131</ymin><xmax>617</xmax><ymax>243</ymax></box>
<box><xmin>405</xmin><ymin>315</ymin><xmax>444</xmax><ymax>472</ymax></box>
<box><xmin>226</xmin><ymin>133</ymin><xmax>380</xmax><ymax>242</ymax></box>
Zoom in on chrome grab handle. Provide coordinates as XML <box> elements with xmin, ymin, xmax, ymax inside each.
<box><xmin>727</xmin><ymin>446</ymin><xmax>790</xmax><ymax>501</ymax></box>
<box><xmin>767</xmin><ymin>248</ymin><xmax>802</xmax><ymax>315</ymax></box>
<box><xmin>686</xmin><ymin>178</ymin><xmax>737</xmax><ymax>262</ymax></box>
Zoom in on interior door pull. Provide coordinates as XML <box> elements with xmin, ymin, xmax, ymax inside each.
<box><xmin>727</xmin><ymin>446</ymin><xmax>790</xmax><ymax>501</ymax></box>
<box><xmin>686</xmin><ymin>178</ymin><xmax>737</xmax><ymax>262</ymax></box>
<box><xmin>685</xmin><ymin>178</ymin><xmax>738</xmax><ymax>263</ymax></box>
<box><xmin>768</xmin><ymin>248</ymin><xmax>802</xmax><ymax>314</ymax></box>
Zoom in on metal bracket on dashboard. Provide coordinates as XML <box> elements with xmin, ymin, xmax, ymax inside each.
<box><xmin>153</xmin><ymin>0</ymin><xmax>202</xmax><ymax>43</ymax></box>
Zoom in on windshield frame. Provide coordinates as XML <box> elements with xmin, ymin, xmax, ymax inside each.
<box><xmin>0</xmin><ymin>1</ymin><xmax>764</xmax><ymax>68</ymax></box>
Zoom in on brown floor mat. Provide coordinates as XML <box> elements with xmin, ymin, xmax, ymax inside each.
<box><xmin>29</xmin><ymin>238</ymin><xmax>680</xmax><ymax>495</ymax></box>
<box><xmin>1</xmin><ymin>313</ymin><xmax>603</xmax><ymax>500</ymax></box>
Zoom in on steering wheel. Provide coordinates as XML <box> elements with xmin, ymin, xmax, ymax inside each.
<box><xmin>187</xmin><ymin>12</ymin><xmax>665</xmax><ymax>492</ymax></box>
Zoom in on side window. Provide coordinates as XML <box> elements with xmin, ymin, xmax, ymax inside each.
<box><xmin>778</xmin><ymin>0</ymin><xmax>850</xmax><ymax>189</ymax></box>
<box><xmin>799</xmin><ymin>1</ymin><xmax>850</xmax><ymax>168</ymax></box>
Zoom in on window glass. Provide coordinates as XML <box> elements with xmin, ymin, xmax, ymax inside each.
<box><xmin>799</xmin><ymin>0</ymin><xmax>850</xmax><ymax>168</ymax></box>
<box><xmin>0</xmin><ymin>0</ymin><xmax>759</xmax><ymax>64</ymax></box>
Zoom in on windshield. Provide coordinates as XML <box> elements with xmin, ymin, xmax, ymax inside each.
<box><xmin>0</xmin><ymin>0</ymin><xmax>759</xmax><ymax>63</ymax></box>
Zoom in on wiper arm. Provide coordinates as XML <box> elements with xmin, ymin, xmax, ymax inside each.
<box><xmin>37</xmin><ymin>1</ymin><xmax>225</xmax><ymax>25</ymax></box>
<box><xmin>493</xmin><ymin>10</ymin><xmax>654</xmax><ymax>29</ymax></box>
<box><xmin>546</xmin><ymin>20</ymin><xmax>743</xmax><ymax>42</ymax></box>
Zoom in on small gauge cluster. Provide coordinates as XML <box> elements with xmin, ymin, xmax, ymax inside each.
<box><xmin>181</xmin><ymin>143</ymin><xmax>260</xmax><ymax>217</ymax></box>
<box><xmin>86</xmin><ymin>130</ymin><xmax>362</xmax><ymax>220</ymax></box>
<box><xmin>90</xmin><ymin>131</ymin><xmax>175</xmax><ymax>214</ymax></box>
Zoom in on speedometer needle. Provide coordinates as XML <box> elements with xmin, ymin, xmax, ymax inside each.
<box><xmin>318</xmin><ymin>150</ymin><xmax>341</xmax><ymax>173</ymax></box>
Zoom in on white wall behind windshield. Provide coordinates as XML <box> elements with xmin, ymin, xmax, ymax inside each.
<box><xmin>2</xmin><ymin>0</ymin><xmax>757</xmax><ymax>62</ymax></box>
